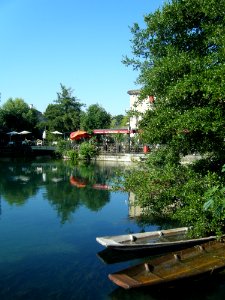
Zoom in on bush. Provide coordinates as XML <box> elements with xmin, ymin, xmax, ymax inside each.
<box><xmin>65</xmin><ymin>149</ymin><xmax>79</xmax><ymax>162</ymax></box>
<box><xmin>79</xmin><ymin>142</ymin><xmax>98</xmax><ymax>161</ymax></box>
<box><xmin>55</xmin><ymin>140</ymin><xmax>71</xmax><ymax>157</ymax></box>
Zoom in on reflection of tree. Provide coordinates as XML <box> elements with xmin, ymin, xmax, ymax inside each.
<box><xmin>0</xmin><ymin>159</ymin><xmax>126</xmax><ymax>223</ymax></box>
<box><xmin>0</xmin><ymin>162</ymin><xmax>40</xmax><ymax>205</ymax></box>
<box><xmin>45</xmin><ymin>181</ymin><xmax>81</xmax><ymax>224</ymax></box>
<box><xmin>45</xmin><ymin>161</ymin><xmax>118</xmax><ymax>221</ymax></box>
<box><xmin>71</xmin><ymin>161</ymin><xmax>120</xmax><ymax>187</ymax></box>
<box><xmin>2</xmin><ymin>181</ymin><xmax>38</xmax><ymax>205</ymax></box>
<box><xmin>72</xmin><ymin>163</ymin><xmax>100</xmax><ymax>183</ymax></box>
<box><xmin>79</xmin><ymin>187</ymin><xmax>110</xmax><ymax>211</ymax></box>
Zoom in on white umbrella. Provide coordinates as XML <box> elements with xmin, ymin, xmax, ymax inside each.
<box><xmin>19</xmin><ymin>131</ymin><xmax>31</xmax><ymax>135</ymax></box>
<box><xmin>51</xmin><ymin>131</ymin><xmax>63</xmax><ymax>135</ymax></box>
<box><xmin>42</xmin><ymin>130</ymin><xmax>46</xmax><ymax>139</ymax></box>
<box><xmin>6</xmin><ymin>131</ymin><xmax>18</xmax><ymax>141</ymax></box>
<box><xmin>7</xmin><ymin>131</ymin><xmax>18</xmax><ymax>135</ymax></box>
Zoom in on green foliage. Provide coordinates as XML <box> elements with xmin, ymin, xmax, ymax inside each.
<box><xmin>79</xmin><ymin>142</ymin><xmax>98</xmax><ymax>161</ymax></box>
<box><xmin>122</xmin><ymin>149</ymin><xmax>225</xmax><ymax>236</ymax></box>
<box><xmin>66</xmin><ymin>149</ymin><xmax>79</xmax><ymax>162</ymax></box>
<box><xmin>55</xmin><ymin>140</ymin><xmax>71</xmax><ymax>156</ymax></box>
<box><xmin>80</xmin><ymin>104</ymin><xmax>111</xmax><ymax>131</ymax></box>
<box><xmin>123</xmin><ymin>0</ymin><xmax>225</xmax><ymax>160</ymax></box>
<box><xmin>121</xmin><ymin>0</ymin><xmax>225</xmax><ymax>236</ymax></box>
<box><xmin>54</xmin><ymin>139</ymin><xmax>98</xmax><ymax>163</ymax></box>
<box><xmin>0</xmin><ymin>98</ymin><xmax>39</xmax><ymax>132</ymax></box>
<box><xmin>43</xmin><ymin>84</ymin><xmax>84</xmax><ymax>132</ymax></box>
<box><xmin>110</xmin><ymin>114</ymin><xmax>125</xmax><ymax>128</ymax></box>
<box><xmin>202</xmin><ymin>169</ymin><xmax>225</xmax><ymax>236</ymax></box>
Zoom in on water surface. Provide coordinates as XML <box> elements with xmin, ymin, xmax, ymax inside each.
<box><xmin>0</xmin><ymin>158</ymin><xmax>225</xmax><ymax>300</ymax></box>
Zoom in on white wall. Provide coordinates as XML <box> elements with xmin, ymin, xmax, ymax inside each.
<box><xmin>127</xmin><ymin>90</ymin><xmax>154</xmax><ymax>130</ymax></box>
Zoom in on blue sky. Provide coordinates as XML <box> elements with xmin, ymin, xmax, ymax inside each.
<box><xmin>0</xmin><ymin>0</ymin><xmax>164</xmax><ymax>116</ymax></box>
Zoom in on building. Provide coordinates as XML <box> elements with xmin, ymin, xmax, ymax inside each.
<box><xmin>127</xmin><ymin>90</ymin><xmax>154</xmax><ymax>131</ymax></box>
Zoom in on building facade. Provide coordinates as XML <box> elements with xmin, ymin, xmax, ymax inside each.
<box><xmin>127</xmin><ymin>90</ymin><xmax>154</xmax><ymax>131</ymax></box>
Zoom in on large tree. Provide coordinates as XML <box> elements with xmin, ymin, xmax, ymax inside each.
<box><xmin>43</xmin><ymin>84</ymin><xmax>83</xmax><ymax>132</ymax></box>
<box><xmin>122</xmin><ymin>0</ymin><xmax>225</xmax><ymax>236</ymax></box>
<box><xmin>110</xmin><ymin>114</ymin><xmax>126</xmax><ymax>128</ymax></box>
<box><xmin>0</xmin><ymin>98</ymin><xmax>39</xmax><ymax>133</ymax></box>
<box><xmin>80</xmin><ymin>104</ymin><xmax>111</xmax><ymax>131</ymax></box>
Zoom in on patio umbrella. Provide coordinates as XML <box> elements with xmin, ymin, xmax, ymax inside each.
<box><xmin>7</xmin><ymin>131</ymin><xmax>18</xmax><ymax>135</ymax></box>
<box><xmin>19</xmin><ymin>131</ymin><xmax>31</xmax><ymax>135</ymax></box>
<box><xmin>42</xmin><ymin>130</ymin><xmax>46</xmax><ymax>140</ymax></box>
<box><xmin>51</xmin><ymin>131</ymin><xmax>63</xmax><ymax>135</ymax></box>
<box><xmin>70</xmin><ymin>130</ymin><xmax>91</xmax><ymax>140</ymax></box>
<box><xmin>6</xmin><ymin>131</ymin><xmax>18</xmax><ymax>141</ymax></box>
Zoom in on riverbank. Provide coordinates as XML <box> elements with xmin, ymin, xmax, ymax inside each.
<box><xmin>94</xmin><ymin>153</ymin><xmax>201</xmax><ymax>163</ymax></box>
<box><xmin>0</xmin><ymin>144</ymin><xmax>201</xmax><ymax>164</ymax></box>
<box><xmin>0</xmin><ymin>145</ymin><xmax>56</xmax><ymax>158</ymax></box>
<box><xmin>94</xmin><ymin>153</ymin><xmax>145</xmax><ymax>162</ymax></box>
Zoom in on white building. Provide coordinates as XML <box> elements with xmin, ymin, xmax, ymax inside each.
<box><xmin>127</xmin><ymin>90</ymin><xmax>154</xmax><ymax>131</ymax></box>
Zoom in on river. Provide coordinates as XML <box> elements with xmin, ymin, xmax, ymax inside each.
<box><xmin>0</xmin><ymin>158</ymin><xmax>225</xmax><ymax>300</ymax></box>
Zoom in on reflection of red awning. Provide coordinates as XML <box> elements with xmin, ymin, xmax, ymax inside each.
<box><xmin>70</xmin><ymin>176</ymin><xmax>86</xmax><ymax>188</ymax></box>
<box><xmin>93</xmin><ymin>129</ymin><xmax>136</xmax><ymax>134</ymax></box>
<box><xmin>92</xmin><ymin>184</ymin><xmax>112</xmax><ymax>190</ymax></box>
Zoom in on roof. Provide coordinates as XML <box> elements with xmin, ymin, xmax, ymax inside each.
<box><xmin>127</xmin><ymin>90</ymin><xmax>140</xmax><ymax>95</ymax></box>
<box><xmin>93</xmin><ymin>129</ymin><xmax>136</xmax><ymax>134</ymax></box>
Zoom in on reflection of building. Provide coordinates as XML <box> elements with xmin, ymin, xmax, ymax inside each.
<box><xmin>128</xmin><ymin>192</ymin><xmax>144</xmax><ymax>218</ymax></box>
<box><xmin>127</xmin><ymin>90</ymin><xmax>154</xmax><ymax>131</ymax></box>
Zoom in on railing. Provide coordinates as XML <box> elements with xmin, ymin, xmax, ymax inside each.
<box><xmin>0</xmin><ymin>141</ymin><xmax>148</xmax><ymax>156</ymax></box>
<box><xmin>97</xmin><ymin>145</ymin><xmax>144</xmax><ymax>154</ymax></box>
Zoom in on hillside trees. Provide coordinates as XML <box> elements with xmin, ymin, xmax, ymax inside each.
<box><xmin>122</xmin><ymin>0</ymin><xmax>225</xmax><ymax>236</ymax></box>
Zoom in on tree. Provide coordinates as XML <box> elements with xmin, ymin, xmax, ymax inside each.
<box><xmin>110</xmin><ymin>114</ymin><xmax>124</xmax><ymax>128</ymax></box>
<box><xmin>122</xmin><ymin>0</ymin><xmax>225</xmax><ymax>236</ymax></box>
<box><xmin>0</xmin><ymin>98</ymin><xmax>39</xmax><ymax>133</ymax></box>
<box><xmin>43</xmin><ymin>84</ymin><xmax>83</xmax><ymax>132</ymax></box>
<box><xmin>80</xmin><ymin>104</ymin><xmax>111</xmax><ymax>131</ymax></box>
<box><xmin>124</xmin><ymin>0</ymin><xmax>225</xmax><ymax>159</ymax></box>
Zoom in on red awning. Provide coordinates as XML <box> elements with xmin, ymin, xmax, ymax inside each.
<box><xmin>93</xmin><ymin>129</ymin><xmax>136</xmax><ymax>134</ymax></box>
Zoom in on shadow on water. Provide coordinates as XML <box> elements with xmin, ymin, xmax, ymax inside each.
<box><xmin>96</xmin><ymin>240</ymin><xmax>213</xmax><ymax>265</ymax></box>
<box><xmin>97</xmin><ymin>248</ymin><xmax>157</xmax><ymax>265</ymax></box>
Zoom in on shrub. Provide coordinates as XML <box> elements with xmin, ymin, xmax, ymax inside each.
<box><xmin>79</xmin><ymin>142</ymin><xmax>98</xmax><ymax>161</ymax></box>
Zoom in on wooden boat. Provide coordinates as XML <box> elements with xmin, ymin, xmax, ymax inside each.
<box><xmin>96</xmin><ymin>227</ymin><xmax>216</xmax><ymax>251</ymax></box>
<box><xmin>108</xmin><ymin>239</ymin><xmax>225</xmax><ymax>289</ymax></box>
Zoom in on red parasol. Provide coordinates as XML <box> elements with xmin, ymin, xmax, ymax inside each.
<box><xmin>70</xmin><ymin>130</ymin><xmax>91</xmax><ymax>140</ymax></box>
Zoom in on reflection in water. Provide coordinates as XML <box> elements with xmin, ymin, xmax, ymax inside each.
<box><xmin>70</xmin><ymin>175</ymin><xmax>87</xmax><ymax>188</ymax></box>
<box><xmin>0</xmin><ymin>159</ymin><xmax>126</xmax><ymax>223</ymax></box>
<box><xmin>129</xmin><ymin>192</ymin><xmax>145</xmax><ymax>218</ymax></box>
<box><xmin>0</xmin><ymin>159</ymin><xmax>225</xmax><ymax>299</ymax></box>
